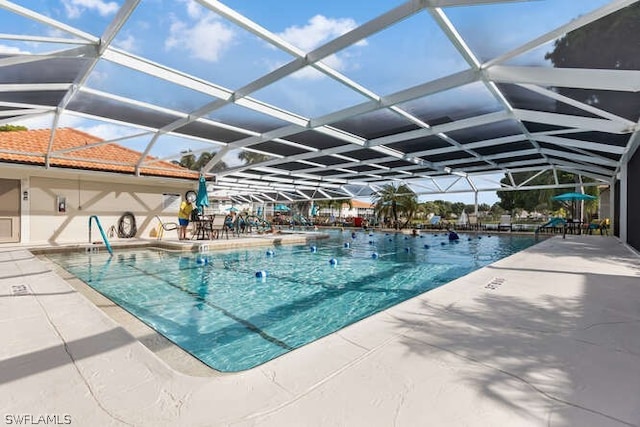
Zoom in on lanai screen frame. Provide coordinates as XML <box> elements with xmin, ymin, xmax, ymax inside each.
<box><xmin>0</xmin><ymin>0</ymin><xmax>638</xmax><ymax>203</ymax></box>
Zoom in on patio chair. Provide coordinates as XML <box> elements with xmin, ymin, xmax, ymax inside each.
<box><xmin>590</xmin><ymin>218</ymin><xmax>610</xmax><ymax>236</ymax></box>
<box><xmin>216</xmin><ymin>214</ymin><xmax>232</xmax><ymax>239</ymax></box>
<box><xmin>232</xmin><ymin>213</ymin><xmax>247</xmax><ymax>237</ymax></box>
<box><xmin>498</xmin><ymin>214</ymin><xmax>512</xmax><ymax>232</ymax></box>
<box><xmin>154</xmin><ymin>216</ymin><xmax>178</xmax><ymax>240</ymax></box>
<box><xmin>468</xmin><ymin>213</ymin><xmax>479</xmax><ymax>231</ymax></box>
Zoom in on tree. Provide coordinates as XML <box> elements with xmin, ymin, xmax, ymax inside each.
<box><xmin>478</xmin><ymin>203</ymin><xmax>491</xmax><ymax>214</ymax></box>
<box><xmin>422</xmin><ymin>201</ymin><xmax>440</xmax><ymax>216</ymax></box>
<box><xmin>545</xmin><ymin>3</ymin><xmax>639</xmax><ymax>71</ymax></box>
<box><xmin>545</xmin><ymin>3</ymin><xmax>640</xmax><ymax>120</ymax></box>
<box><xmin>0</xmin><ymin>124</ymin><xmax>27</xmax><ymax>132</ymax></box>
<box><xmin>432</xmin><ymin>200</ymin><xmax>454</xmax><ymax>218</ymax></box>
<box><xmin>174</xmin><ymin>150</ymin><xmax>228</xmax><ymax>172</ymax></box>
<box><xmin>315</xmin><ymin>199</ymin><xmax>347</xmax><ymax>222</ymax></box>
<box><xmin>371</xmin><ymin>183</ymin><xmax>418</xmax><ymax>229</ymax></box>
<box><xmin>339</xmin><ymin>199</ymin><xmax>353</xmax><ymax>211</ymax></box>
<box><xmin>496</xmin><ymin>170</ymin><xmax>599</xmax><ymax>217</ymax></box>
<box><xmin>238</xmin><ymin>150</ymin><xmax>270</xmax><ymax>165</ymax></box>
<box><xmin>490</xmin><ymin>203</ymin><xmax>505</xmax><ymax>218</ymax></box>
<box><xmin>450</xmin><ymin>202</ymin><xmax>466</xmax><ymax>216</ymax></box>
<box><xmin>291</xmin><ymin>201</ymin><xmax>312</xmax><ymax>221</ymax></box>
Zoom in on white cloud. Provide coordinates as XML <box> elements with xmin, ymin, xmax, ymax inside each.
<box><xmin>279</xmin><ymin>15</ymin><xmax>362</xmax><ymax>52</ymax></box>
<box><xmin>62</xmin><ymin>0</ymin><xmax>119</xmax><ymax>19</ymax></box>
<box><xmin>85</xmin><ymin>69</ymin><xmax>109</xmax><ymax>90</ymax></box>
<box><xmin>8</xmin><ymin>114</ymin><xmax>56</xmax><ymax>130</ymax></box>
<box><xmin>0</xmin><ymin>44</ymin><xmax>31</xmax><ymax>55</ymax></box>
<box><xmin>12</xmin><ymin>115</ymin><xmax>141</xmax><ymax>143</ymax></box>
<box><xmin>289</xmin><ymin>65</ymin><xmax>326</xmax><ymax>81</ymax></box>
<box><xmin>114</xmin><ymin>34</ymin><xmax>137</xmax><ymax>53</ymax></box>
<box><xmin>165</xmin><ymin>13</ymin><xmax>235</xmax><ymax>62</ymax></box>
<box><xmin>276</xmin><ymin>15</ymin><xmax>366</xmax><ymax>80</ymax></box>
<box><xmin>12</xmin><ymin>114</ymin><xmax>91</xmax><ymax>131</ymax></box>
<box><xmin>181</xmin><ymin>0</ymin><xmax>205</xmax><ymax>20</ymax></box>
<box><xmin>77</xmin><ymin>123</ymin><xmax>138</xmax><ymax>141</ymax></box>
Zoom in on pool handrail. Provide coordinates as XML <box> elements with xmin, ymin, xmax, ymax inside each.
<box><xmin>89</xmin><ymin>215</ymin><xmax>113</xmax><ymax>256</ymax></box>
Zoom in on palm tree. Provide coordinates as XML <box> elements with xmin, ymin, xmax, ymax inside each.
<box><xmin>371</xmin><ymin>183</ymin><xmax>418</xmax><ymax>229</ymax></box>
<box><xmin>313</xmin><ymin>199</ymin><xmax>351</xmax><ymax>224</ymax></box>
<box><xmin>337</xmin><ymin>198</ymin><xmax>352</xmax><ymax>219</ymax></box>
<box><xmin>175</xmin><ymin>150</ymin><xmax>227</xmax><ymax>172</ymax></box>
<box><xmin>401</xmin><ymin>196</ymin><xmax>419</xmax><ymax>228</ymax></box>
<box><xmin>175</xmin><ymin>151</ymin><xmax>196</xmax><ymax>169</ymax></box>
<box><xmin>292</xmin><ymin>200</ymin><xmax>312</xmax><ymax>221</ymax></box>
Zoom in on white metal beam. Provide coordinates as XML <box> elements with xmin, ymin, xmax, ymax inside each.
<box><xmin>535</xmin><ymin>135</ymin><xmax>625</xmax><ymax>155</ymax></box>
<box><xmin>487</xmin><ymin>66</ymin><xmax>640</xmax><ymax>93</ymax></box>
<box><xmin>514</xmin><ymin>109</ymin><xmax>631</xmax><ymax>134</ymax></box>
<box><xmin>518</xmin><ymin>84</ymin><xmax>637</xmax><ymax>127</ymax></box>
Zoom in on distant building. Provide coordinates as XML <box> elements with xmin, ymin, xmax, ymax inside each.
<box><xmin>341</xmin><ymin>200</ymin><xmax>374</xmax><ymax>218</ymax></box>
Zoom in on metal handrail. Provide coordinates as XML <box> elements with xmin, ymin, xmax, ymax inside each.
<box><xmin>89</xmin><ymin>215</ymin><xmax>113</xmax><ymax>255</ymax></box>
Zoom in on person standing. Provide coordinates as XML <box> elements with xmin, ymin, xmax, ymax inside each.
<box><xmin>178</xmin><ymin>191</ymin><xmax>195</xmax><ymax>240</ymax></box>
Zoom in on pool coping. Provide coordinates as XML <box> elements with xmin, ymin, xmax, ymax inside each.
<box><xmin>26</xmin><ymin>230</ymin><xmax>331</xmax><ymax>255</ymax></box>
<box><xmin>41</xmin><ymin>258</ymin><xmax>226</xmax><ymax>377</ymax></box>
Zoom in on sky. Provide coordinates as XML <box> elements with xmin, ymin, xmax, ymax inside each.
<box><xmin>0</xmin><ymin>0</ymin><xmax>613</xmax><ymax>204</ymax></box>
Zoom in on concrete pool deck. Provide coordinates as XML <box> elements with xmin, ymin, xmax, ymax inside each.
<box><xmin>1</xmin><ymin>235</ymin><xmax>639</xmax><ymax>426</ymax></box>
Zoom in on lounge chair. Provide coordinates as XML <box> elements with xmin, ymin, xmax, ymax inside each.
<box><xmin>498</xmin><ymin>214</ymin><xmax>512</xmax><ymax>232</ymax></box>
<box><xmin>535</xmin><ymin>217</ymin><xmax>566</xmax><ymax>234</ymax></box>
<box><xmin>468</xmin><ymin>213</ymin><xmax>479</xmax><ymax>231</ymax></box>
<box><xmin>429</xmin><ymin>215</ymin><xmax>442</xmax><ymax>229</ymax></box>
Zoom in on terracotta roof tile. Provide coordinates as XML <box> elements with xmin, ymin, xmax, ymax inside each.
<box><xmin>0</xmin><ymin>128</ymin><xmax>198</xmax><ymax>179</ymax></box>
<box><xmin>349</xmin><ymin>200</ymin><xmax>374</xmax><ymax>209</ymax></box>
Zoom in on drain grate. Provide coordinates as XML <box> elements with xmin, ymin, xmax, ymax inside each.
<box><xmin>11</xmin><ymin>284</ymin><xmax>30</xmax><ymax>296</ymax></box>
<box><xmin>484</xmin><ymin>277</ymin><xmax>505</xmax><ymax>290</ymax></box>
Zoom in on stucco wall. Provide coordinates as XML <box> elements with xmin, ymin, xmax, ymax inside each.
<box><xmin>26</xmin><ymin>174</ymin><xmax>194</xmax><ymax>244</ymax></box>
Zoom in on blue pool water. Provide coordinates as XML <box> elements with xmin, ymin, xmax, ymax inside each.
<box><xmin>47</xmin><ymin>230</ymin><xmax>541</xmax><ymax>371</ymax></box>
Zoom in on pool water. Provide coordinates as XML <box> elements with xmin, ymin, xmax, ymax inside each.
<box><xmin>47</xmin><ymin>231</ymin><xmax>541</xmax><ymax>371</ymax></box>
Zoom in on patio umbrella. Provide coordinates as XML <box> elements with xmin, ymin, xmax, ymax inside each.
<box><xmin>274</xmin><ymin>203</ymin><xmax>290</xmax><ymax>212</ymax></box>
<box><xmin>551</xmin><ymin>192</ymin><xmax>597</xmax><ymax>202</ymax></box>
<box><xmin>196</xmin><ymin>175</ymin><xmax>209</xmax><ymax>214</ymax></box>
<box><xmin>225</xmin><ymin>206</ymin><xmax>239</xmax><ymax>212</ymax></box>
<box><xmin>552</xmin><ymin>192</ymin><xmax>596</xmax><ymax>221</ymax></box>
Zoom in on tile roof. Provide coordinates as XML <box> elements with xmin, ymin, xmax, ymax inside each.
<box><xmin>0</xmin><ymin>128</ymin><xmax>198</xmax><ymax>179</ymax></box>
<box><xmin>349</xmin><ymin>200</ymin><xmax>374</xmax><ymax>209</ymax></box>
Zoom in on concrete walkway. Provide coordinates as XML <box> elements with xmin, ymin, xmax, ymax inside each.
<box><xmin>1</xmin><ymin>236</ymin><xmax>639</xmax><ymax>426</ymax></box>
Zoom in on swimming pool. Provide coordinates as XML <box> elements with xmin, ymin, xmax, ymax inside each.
<box><xmin>47</xmin><ymin>231</ymin><xmax>541</xmax><ymax>371</ymax></box>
